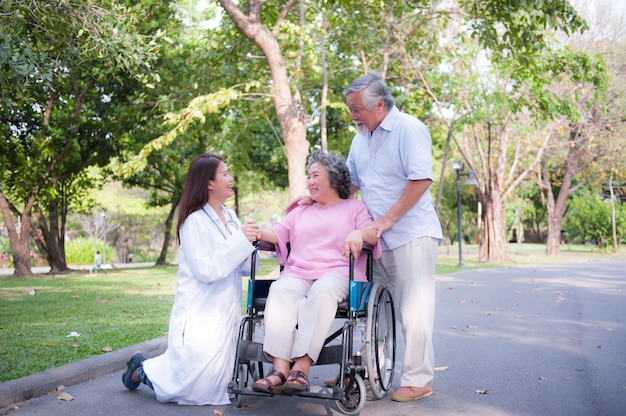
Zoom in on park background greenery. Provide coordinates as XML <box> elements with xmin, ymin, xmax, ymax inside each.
<box><xmin>1</xmin><ymin>0</ymin><xmax>626</xmax><ymax>277</ymax></box>
<box><xmin>1</xmin><ymin>0</ymin><xmax>626</xmax><ymax>383</ymax></box>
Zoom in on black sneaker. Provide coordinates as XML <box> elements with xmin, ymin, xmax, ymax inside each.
<box><xmin>122</xmin><ymin>352</ymin><xmax>146</xmax><ymax>390</ymax></box>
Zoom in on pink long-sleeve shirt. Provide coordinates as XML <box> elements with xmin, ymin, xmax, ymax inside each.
<box><xmin>270</xmin><ymin>199</ymin><xmax>380</xmax><ymax>282</ymax></box>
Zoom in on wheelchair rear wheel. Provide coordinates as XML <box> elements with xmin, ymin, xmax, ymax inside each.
<box><xmin>334</xmin><ymin>372</ymin><xmax>366</xmax><ymax>415</ymax></box>
<box><xmin>365</xmin><ymin>282</ymin><xmax>396</xmax><ymax>399</ymax></box>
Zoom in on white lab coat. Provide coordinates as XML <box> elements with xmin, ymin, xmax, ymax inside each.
<box><xmin>142</xmin><ymin>204</ymin><xmax>255</xmax><ymax>405</ymax></box>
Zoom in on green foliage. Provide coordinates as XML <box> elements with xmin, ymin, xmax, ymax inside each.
<box><xmin>0</xmin><ymin>0</ymin><xmax>180</xmax><ymax>275</ymax></box>
<box><xmin>64</xmin><ymin>237</ymin><xmax>111</xmax><ymax>266</ymax></box>
<box><xmin>461</xmin><ymin>0</ymin><xmax>587</xmax><ymax>68</ymax></box>
<box><xmin>563</xmin><ymin>190</ymin><xmax>626</xmax><ymax>245</ymax></box>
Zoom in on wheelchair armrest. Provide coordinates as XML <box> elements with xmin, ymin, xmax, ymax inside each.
<box><xmin>254</xmin><ymin>240</ymin><xmax>277</xmax><ymax>252</ymax></box>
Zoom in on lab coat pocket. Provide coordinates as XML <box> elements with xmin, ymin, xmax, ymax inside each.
<box><xmin>182</xmin><ymin>314</ymin><xmax>227</xmax><ymax>357</ymax></box>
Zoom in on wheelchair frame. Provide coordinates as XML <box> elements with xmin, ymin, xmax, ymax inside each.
<box><xmin>228</xmin><ymin>241</ymin><xmax>396</xmax><ymax>415</ymax></box>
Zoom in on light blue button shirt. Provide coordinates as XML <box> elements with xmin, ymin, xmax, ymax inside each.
<box><xmin>347</xmin><ymin>106</ymin><xmax>443</xmax><ymax>251</ymax></box>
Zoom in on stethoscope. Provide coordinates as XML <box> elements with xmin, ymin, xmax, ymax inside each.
<box><xmin>202</xmin><ymin>206</ymin><xmax>239</xmax><ymax>240</ymax></box>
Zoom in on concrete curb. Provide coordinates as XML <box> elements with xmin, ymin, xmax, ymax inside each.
<box><xmin>0</xmin><ymin>336</ymin><xmax>168</xmax><ymax>409</ymax></box>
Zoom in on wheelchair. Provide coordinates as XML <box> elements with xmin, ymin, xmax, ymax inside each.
<box><xmin>228</xmin><ymin>241</ymin><xmax>396</xmax><ymax>415</ymax></box>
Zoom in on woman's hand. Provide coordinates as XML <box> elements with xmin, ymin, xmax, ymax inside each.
<box><xmin>343</xmin><ymin>230</ymin><xmax>364</xmax><ymax>260</ymax></box>
<box><xmin>241</xmin><ymin>221</ymin><xmax>260</xmax><ymax>243</ymax></box>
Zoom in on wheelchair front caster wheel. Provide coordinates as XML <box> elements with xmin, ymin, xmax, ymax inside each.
<box><xmin>334</xmin><ymin>373</ymin><xmax>366</xmax><ymax>415</ymax></box>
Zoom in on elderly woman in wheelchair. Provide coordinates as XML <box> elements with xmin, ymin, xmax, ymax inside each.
<box><xmin>250</xmin><ymin>150</ymin><xmax>379</xmax><ymax>395</ymax></box>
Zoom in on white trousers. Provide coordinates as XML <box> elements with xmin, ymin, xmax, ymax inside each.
<box><xmin>262</xmin><ymin>275</ymin><xmax>348</xmax><ymax>363</ymax></box>
<box><xmin>374</xmin><ymin>236</ymin><xmax>438</xmax><ymax>388</ymax></box>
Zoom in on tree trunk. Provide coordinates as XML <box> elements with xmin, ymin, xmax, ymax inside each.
<box><xmin>156</xmin><ymin>200</ymin><xmax>178</xmax><ymax>265</ymax></box>
<box><xmin>543</xmin><ymin>125</ymin><xmax>585</xmax><ymax>256</ymax></box>
<box><xmin>543</xmin><ymin>164</ymin><xmax>561</xmax><ymax>256</ymax></box>
<box><xmin>0</xmin><ymin>191</ymin><xmax>35</xmax><ymax>277</ymax></box>
<box><xmin>33</xmin><ymin>202</ymin><xmax>69</xmax><ymax>272</ymax></box>
<box><xmin>480</xmin><ymin>189</ymin><xmax>509</xmax><ymax>262</ymax></box>
<box><xmin>219</xmin><ymin>0</ymin><xmax>309</xmax><ymax>200</ymax></box>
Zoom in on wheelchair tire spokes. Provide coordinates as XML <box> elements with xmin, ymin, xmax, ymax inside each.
<box><xmin>365</xmin><ymin>283</ymin><xmax>396</xmax><ymax>399</ymax></box>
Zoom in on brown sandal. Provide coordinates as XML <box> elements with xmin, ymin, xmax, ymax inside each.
<box><xmin>252</xmin><ymin>369</ymin><xmax>286</xmax><ymax>394</ymax></box>
<box><xmin>282</xmin><ymin>369</ymin><xmax>310</xmax><ymax>395</ymax></box>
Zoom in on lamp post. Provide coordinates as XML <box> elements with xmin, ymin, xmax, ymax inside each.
<box><xmin>451</xmin><ymin>161</ymin><xmax>477</xmax><ymax>267</ymax></box>
<box><xmin>101</xmin><ymin>212</ymin><xmax>107</xmax><ymax>265</ymax></box>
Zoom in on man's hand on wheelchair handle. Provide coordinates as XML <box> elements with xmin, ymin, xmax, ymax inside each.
<box><xmin>364</xmin><ymin>215</ymin><xmax>393</xmax><ymax>238</ymax></box>
<box><xmin>285</xmin><ymin>195</ymin><xmax>313</xmax><ymax>213</ymax></box>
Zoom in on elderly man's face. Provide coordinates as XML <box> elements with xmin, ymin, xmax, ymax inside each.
<box><xmin>346</xmin><ymin>90</ymin><xmax>384</xmax><ymax>134</ymax></box>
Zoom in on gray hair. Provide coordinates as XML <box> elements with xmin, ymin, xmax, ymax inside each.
<box><xmin>307</xmin><ymin>150</ymin><xmax>351</xmax><ymax>199</ymax></box>
<box><xmin>343</xmin><ymin>71</ymin><xmax>395</xmax><ymax>111</ymax></box>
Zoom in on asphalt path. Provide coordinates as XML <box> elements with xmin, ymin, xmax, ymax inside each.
<box><xmin>2</xmin><ymin>259</ymin><xmax>625</xmax><ymax>416</ymax></box>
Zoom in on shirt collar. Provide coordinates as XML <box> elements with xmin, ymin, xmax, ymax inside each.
<box><xmin>377</xmin><ymin>106</ymin><xmax>398</xmax><ymax>133</ymax></box>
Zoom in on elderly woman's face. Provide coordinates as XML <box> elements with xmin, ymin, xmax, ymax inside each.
<box><xmin>307</xmin><ymin>162</ymin><xmax>337</xmax><ymax>204</ymax></box>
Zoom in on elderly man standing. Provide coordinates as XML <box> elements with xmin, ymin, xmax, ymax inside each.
<box><xmin>343</xmin><ymin>71</ymin><xmax>443</xmax><ymax>402</ymax></box>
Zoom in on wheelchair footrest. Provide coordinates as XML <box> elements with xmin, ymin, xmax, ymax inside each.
<box><xmin>315</xmin><ymin>344</ymin><xmax>343</xmax><ymax>366</ymax></box>
<box><xmin>237</xmin><ymin>340</ymin><xmax>271</xmax><ymax>363</ymax></box>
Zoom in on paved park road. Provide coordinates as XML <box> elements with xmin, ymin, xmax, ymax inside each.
<box><xmin>3</xmin><ymin>260</ymin><xmax>625</xmax><ymax>416</ymax></box>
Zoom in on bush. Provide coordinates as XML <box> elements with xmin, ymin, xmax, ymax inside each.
<box><xmin>563</xmin><ymin>191</ymin><xmax>626</xmax><ymax>245</ymax></box>
<box><xmin>65</xmin><ymin>237</ymin><xmax>113</xmax><ymax>266</ymax></box>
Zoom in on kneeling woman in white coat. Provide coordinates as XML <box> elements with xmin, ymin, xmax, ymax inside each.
<box><xmin>122</xmin><ymin>153</ymin><xmax>259</xmax><ymax>405</ymax></box>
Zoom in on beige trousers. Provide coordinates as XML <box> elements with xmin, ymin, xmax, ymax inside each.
<box><xmin>374</xmin><ymin>236</ymin><xmax>438</xmax><ymax>388</ymax></box>
<box><xmin>262</xmin><ymin>275</ymin><xmax>348</xmax><ymax>363</ymax></box>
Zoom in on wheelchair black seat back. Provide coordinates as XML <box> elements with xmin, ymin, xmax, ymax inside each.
<box><xmin>229</xmin><ymin>240</ymin><xmax>396</xmax><ymax>415</ymax></box>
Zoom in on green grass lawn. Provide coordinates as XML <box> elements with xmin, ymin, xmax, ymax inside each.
<box><xmin>0</xmin><ymin>243</ymin><xmax>622</xmax><ymax>383</ymax></box>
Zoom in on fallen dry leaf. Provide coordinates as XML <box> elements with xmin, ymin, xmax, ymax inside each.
<box><xmin>97</xmin><ymin>297</ymin><xmax>112</xmax><ymax>304</ymax></box>
<box><xmin>57</xmin><ymin>392</ymin><xmax>73</xmax><ymax>401</ymax></box>
<box><xmin>71</xmin><ymin>344</ymin><xmax>80</xmax><ymax>348</ymax></box>
<box><xmin>475</xmin><ymin>389</ymin><xmax>489</xmax><ymax>394</ymax></box>
<box><xmin>434</xmin><ymin>365</ymin><xmax>448</xmax><ymax>371</ymax></box>
<box><xmin>45</xmin><ymin>342</ymin><xmax>53</xmax><ymax>347</ymax></box>
<box><xmin>212</xmin><ymin>410</ymin><xmax>224</xmax><ymax>415</ymax></box>
<box><xmin>101</xmin><ymin>346</ymin><xmax>113</xmax><ymax>352</ymax></box>
<box><xmin>539</xmin><ymin>376</ymin><xmax>547</xmax><ymax>380</ymax></box>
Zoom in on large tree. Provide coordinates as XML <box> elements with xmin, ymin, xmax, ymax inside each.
<box><xmin>0</xmin><ymin>0</ymin><xmax>164</xmax><ymax>276</ymax></box>
<box><xmin>539</xmin><ymin>13</ymin><xmax>625</xmax><ymax>255</ymax></box>
<box><xmin>217</xmin><ymin>0</ymin><xmax>310</xmax><ymax>200</ymax></box>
